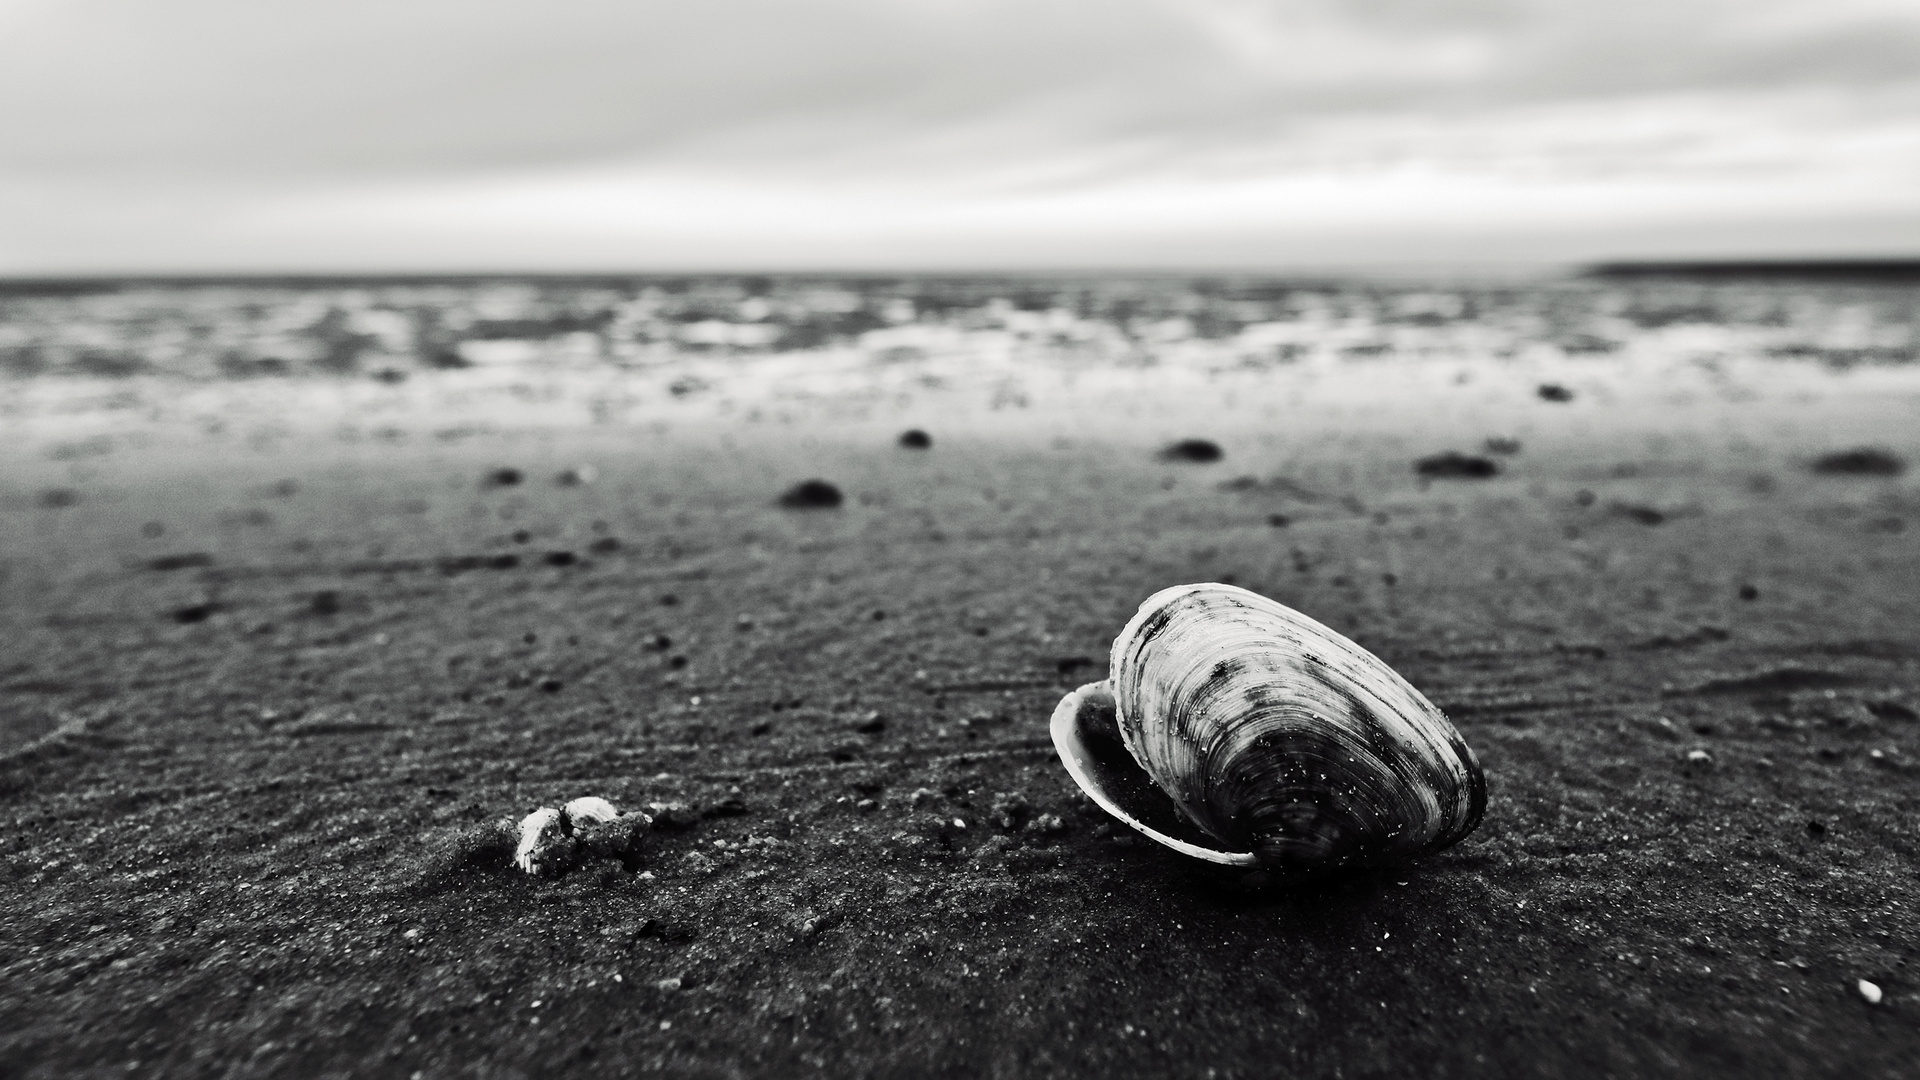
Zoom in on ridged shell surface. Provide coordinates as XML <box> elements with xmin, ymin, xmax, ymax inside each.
<box><xmin>1108</xmin><ymin>583</ymin><xmax>1485</xmax><ymax>872</ymax></box>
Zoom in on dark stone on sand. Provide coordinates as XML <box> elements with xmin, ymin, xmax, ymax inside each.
<box><xmin>38</xmin><ymin>489</ymin><xmax>80</xmax><ymax>508</ymax></box>
<box><xmin>1538</xmin><ymin>383</ymin><xmax>1575</xmax><ymax>402</ymax></box>
<box><xmin>589</xmin><ymin>536</ymin><xmax>621</xmax><ymax>554</ymax></box>
<box><xmin>1613</xmin><ymin>503</ymin><xmax>1666</xmax><ymax>526</ymax></box>
<box><xmin>371</xmin><ymin>368</ymin><xmax>407</xmax><ymax>384</ymax></box>
<box><xmin>1159</xmin><ymin>439</ymin><xmax>1224</xmax><ymax>463</ymax></box>
<box><xmin>899</xmin><ymin>429</ymin><xmax>932</xmax><ymax>449</ymax></box>
<box><xmin>647</xmin><ymin>634</ymin><xmax>672</xmax><ymax>651</ymax></box>
<box><xmin>1738</xmin><ymin>583</ymin><xmax>1759</xmax><ymax>600</ymax></box>
<box><xmin>436</xmin><ymin>554</ymin><xmax>520</xmax><ymax>574</ymax></box>
<box><xmin>1806</xmin><ymin>820</ymin><xmax>1827</xmax><ymax>838</ymax></box>
<box><xmin>543</xmin><ymin>551</ymin><xmax>577</xmax><ymax>567</ymax></box>
<box><xmin>538</xmin><ymin>678</ymin><xmax>564</xmax><ymax>693</ymax></box>
<box><xmin>1484</xmin><ymin>437</ymin><xmax>1522</xmax><ymax>455</ymax></box>
<box><xmin>660</xmin><ymin>594</ymin><xmax>679</xmax><ymax>606</ymax></box>
<box><xmin>779</xmin><ymin>479</ymin><xmax>844</xmax><ymax>509</ymax></box>
<box><xmin>1810</xmin><ymin>448</ymin><xmax>1905</xmax><ymax>476</ymax></box>
<box><xmin>1415</xmin><ymin>452</ymin><xmax>1501</xmax><ymax>479</ymax></box>
<box><xmin>1686</xmin><ymin>667</ymin><xmax>1857</xmax><ymax>697</ymax></box>
<box><xmin>310</xmin><ymin>590</ymin><xmax>342</xmax><ymax>616</ymax></box>
<box><xmin>668</xmin><ymin>656</ymin><xmax>688</xmax><ymax>669</ymax></box>
<box><xmin>1866</xmin><ymin>700</ymin><xmax>1918</xmax><ymax>722</ymax></box>
<box><xmin>852</xmin><ymin>713</ymin><xmax>887</xmax><ymax>734</ymax></box>
<box><xmin>148</xmin><ymin>553</ymin><xmax>214</xmax><ymax>572</ymax></box>
<box><xmin>1267</xmin><ymin>514</ymin><xmax>1291</xmax><ymax>527</ymax></box>
<box><xmin>483</xmin><ymin>468</ymin><xmax>523</xmax><ymax>488</ymax></box>
<box><xmin>170</xmin><ymin>603</ymin><xmax>218</xmax><ymax>624</ymax></box>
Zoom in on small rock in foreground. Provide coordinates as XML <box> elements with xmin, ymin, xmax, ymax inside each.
<box><xmin>778</xmin><ymin>479</ymin><xmax>844</xmax><ymax>509</ymax></box>
<box><xmin>1537</xmin><ymin>383</ymin><xmax>1575</xmax><ymax>402</ymax></box>
<box><xmin>1810</xmin><ymin>448</ymin><xmax>1905</xmax><ymax>477</ymax></box>
<box><xmin>1857</xmin><ymin>979</ymin><xmax>1883</xmax><ymax>1005</ymax></box>
<box><xmin>1159</xmin><ymin>439</ymin><xmax>1224</xmax><ymax>463</ymax></box>
<box><xmin>514</xmin><ymin>796</ymin><xmax>653</xmax><ymax>876</ymax></box>
<box><xmin>1415</xmin><ymin>452</ymin><xmax>1501</xmax><ymax>479</ymax></box>
<box><xmin>898</xmin><ymin>429</ymin><xmax>932</xmax><ymax>449</ymax></box>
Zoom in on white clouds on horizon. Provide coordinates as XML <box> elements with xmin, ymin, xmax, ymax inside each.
<box><xmin>1</xmin><ymin>0</ymin><xmax>1916</xmax><ymax>270</ymax></box>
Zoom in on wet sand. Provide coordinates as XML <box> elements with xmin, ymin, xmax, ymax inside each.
<box><xmin>3</xmin><ymin>283</ymin><xmax>1919</xmax><ymax>1077</ymax></box>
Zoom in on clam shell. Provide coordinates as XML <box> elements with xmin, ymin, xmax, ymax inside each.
<box><xmin>514</xmin><ymin>797</ymin><xmax>654</xmax><ymax>875</ymax></box>
<box><xmin>514</xmin><ymin>807</ymin><xmax>566</xmax><ymax>875</ymax></box>
<box><xmin>1053</xmin><ymin>582</ymin><xmax>1485</xmax><ymax>874</ymax></box>
<box><xmin>563</xmin><ymin>796</ymin><xmax>619</xmax><ymax>825</ymax></box>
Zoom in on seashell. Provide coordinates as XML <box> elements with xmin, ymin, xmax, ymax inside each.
<box><xmin>514</xmin><ymin>807</ymin><xmax>567</xmax><ymax>875</ymax></box>
<box><xmin>563</xmin><ymin>796</ymin><xmax>619</xmax><ymax>824</ymax></box>
<box><xmin>514</xmin><ymin>797</ymin><xmax>654</xmax><ymax>875</ymax></box>
<box><xmin>1052</xmin><ymin>583</ymin><xmax>1485</xmax><ymax>875</ymax></box>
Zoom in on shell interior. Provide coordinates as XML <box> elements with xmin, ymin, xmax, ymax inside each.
<box><xmin>1050</xmin><ymin>681</ymin><xmax>1257</xmax><ymax>865</ymax></box>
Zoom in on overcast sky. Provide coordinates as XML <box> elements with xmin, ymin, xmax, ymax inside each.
<box><xmin>2</xmin><ymin>0</ymin><xmax>1917</xmax><ymax>273</ymax></box>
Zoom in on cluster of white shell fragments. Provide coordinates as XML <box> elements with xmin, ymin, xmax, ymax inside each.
<box><xmin>1052</xmin><ymin>582</ymin><xmax>1486</xmax><ymax>875</ymax></box>
<box><xmin>514</xmin><ymin>796</ymin><xmax>654</xmax><ymax>876</ymax></box>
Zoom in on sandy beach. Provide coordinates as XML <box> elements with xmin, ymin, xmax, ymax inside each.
<box><xmin>2</xmin><ymin>274</ymin><xmax>1918</xmax><ymax>1077</ymax></box>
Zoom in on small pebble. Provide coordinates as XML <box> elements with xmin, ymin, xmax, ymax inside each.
<box><xmin>1537</xmin><ymin>383</ymin><xmax>1575</xmax><ymax>402</ymax></box>
<box><xmin>1687</xmin><ymin>749</ymin><xmax>1711</xmax><ymax>763</ymax></box>
<box><xmin>1415</xmin><ymin>452</ymin><xmax>1500</xmax><ymax>479</ymax></box>
<box><xmin>1858</xmin><ymin>979</ymin><xmax>1883</xmax><ymax>1005</ymax></box>
<box><xmin>1811</xmin><ymin>448</ymin><xmax>1904</xmax><ymax>477</ymax></box>
<box><xmin>1158</xmin><ymin>438</ymin><xmax>1223</xmax><ymax>463</ymax></box>
<box><xmin>483</xmin><ymin>468</ymin><xmax>523</xmax><ymax>488</ymax></box>
<box><xmin>170</xmin><ymin>603</ymin><xmax>218</xmax><ymax>624</ymax></box>
<box><xmin>778</xmin><ymin>479</ymin><xmax>844</xmax><ymax>509</ymax></box>
<box><xmin>898</xmin><ymin>429</ymin><xmax>932</xmax><ymax>449</ymax></box>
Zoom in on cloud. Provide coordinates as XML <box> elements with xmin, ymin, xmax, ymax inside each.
<box><xmin>0</xmin><ymin>0</ymin><xmax>1915</xmax><ymax>269</ymax></box>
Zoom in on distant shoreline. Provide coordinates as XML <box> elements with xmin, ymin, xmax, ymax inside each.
<box><xmin>0</xmin><ymin>265</ymin><xmax>1571</xmax><ymax>297</ymax></box>
<box><xmin>6</xmin><ymin>260</ymin><xmax>1920</xmax><ymax>297</ymax></box>
<box><xmin>1584</xmin><ymin>259</ymin><xmax>1920</xmax><ymax>281</ymax></box>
